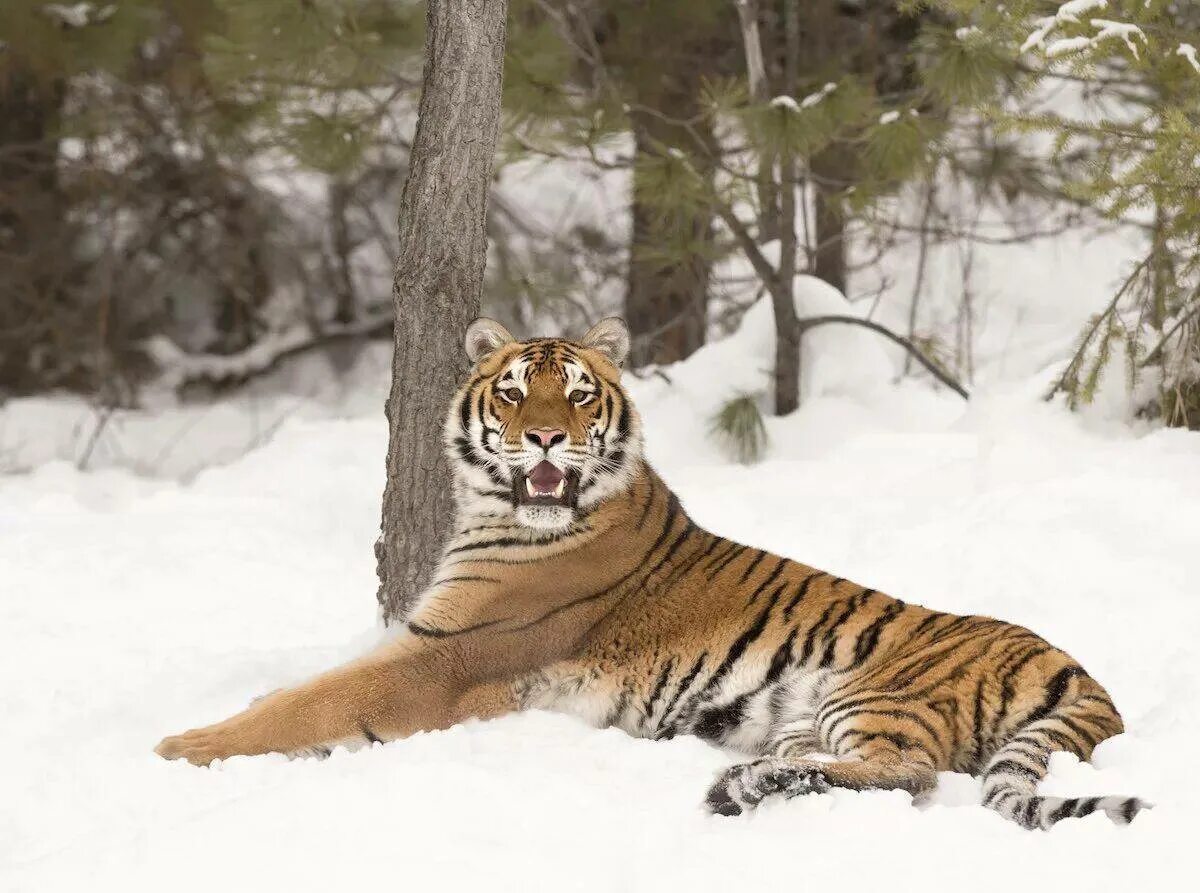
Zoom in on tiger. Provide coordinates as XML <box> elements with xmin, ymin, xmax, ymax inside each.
<box><xmin>156</xmin><ymin>316</ymin><xmax>1148</xmax><ymax>830</ymax></box>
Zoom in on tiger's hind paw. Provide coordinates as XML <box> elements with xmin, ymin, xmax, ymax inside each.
<box><xmin>705</xmin><ymin>757</ymin><xmax>830</xmax><ymax>816</ymax></box>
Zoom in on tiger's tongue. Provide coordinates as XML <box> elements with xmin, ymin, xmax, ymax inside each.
<box><xmin>528</xmin><ymin>460</ymin><xmax>565</xmax><ymax>494</ymax></box>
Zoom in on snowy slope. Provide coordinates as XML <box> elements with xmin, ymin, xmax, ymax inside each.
<box><xmin>3</xmin><ymin>335</ymin><xmax>1199</xmax><ymax>891</ymax></box>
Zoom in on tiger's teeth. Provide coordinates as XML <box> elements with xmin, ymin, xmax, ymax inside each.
<box><xmin>553</xmin><ymin>479</ymin><xmax>565</xmax><ymax>499</ymax></box>
<box><xmin>526</xmin><ymin>479</ymin><xmax>536</xmax><ymax>497</ymax></box>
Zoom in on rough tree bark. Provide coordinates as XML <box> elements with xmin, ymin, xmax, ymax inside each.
<box><xmin>376</xmin><ymin>0</ymin><xmax>509</xmax><ymax>625</ymax></box>
<box><xmin>0</xmin><ymin>67</ymin><xmax>66</xmax><ymax>393</ymax></box>
<box><xmin>810</xmin><ymin>148</ymin><xmax>848</xmax><ymax>296</ymax></box>
<box><xmin>771</xmin><ymin>0</ymin><xmax>802</xmax><ymax>415</ymax></box>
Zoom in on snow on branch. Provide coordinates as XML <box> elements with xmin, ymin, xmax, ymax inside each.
<box><xmin>145</xmin><ymin>312</ymin><xmax>392</xmax><ymax>392</ymax></box>
<box><xmin>1178</xmin><ymin>43</ymin><xmax>1200</xmax><ymax>74</ymax></box>
<box><xmin>1090</xmin><ymin>19</ymin><xmax>1145</xmax><ymax>60</ymax></box>
<box><xmin>1056</xmin><ymin>0</ymin><xmax>1108</xmax><ymax>23</ymax></box>
<box><xmin>767</xmin><ymin>81</ymin><xmax>837</xmax><ymax>114</ymax></box>
<box><xmin>800</xmin><ymin>82</ymin><xmax>837</xmax><ymax>110</ymax></box>
<box><xmin>1020</xmin><ymin>0</ymin><xmax>1148</xmax><ymax>59</ymax></box>
<box><xmin>41</xmin><ymin>3</ymin><xmax>116</xmax><ymax>29</ymax></box>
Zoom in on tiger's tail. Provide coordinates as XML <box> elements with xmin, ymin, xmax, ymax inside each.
<box><xmin>980</xmin><ymin>670</ymin><xmax>1149</xmax><ymax>830</ymax></box>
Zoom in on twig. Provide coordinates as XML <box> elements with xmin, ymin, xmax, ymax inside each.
<box><xmin>1140</xmin><ymin>284</ymin><xmax>1200</xmax><ymax>368</ymax></box>
<box><xmin>1044</xmin><ymin>255</ymin><xmax>1152</xmax><ymax>402</ymax></box>
<box><xmin>77</xmin><ymin>405</ymin><xmax>116</xmax><ymax>471</ymax></box>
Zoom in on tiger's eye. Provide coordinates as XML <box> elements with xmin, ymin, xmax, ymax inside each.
<box><xmin>570</xmin><ymin>390</ymin><xmax>591</xmax><ymax>405</ymax></box>
<box><xmin>503</xmin><ymin>387</ymin><xmax>523</xmax><ymax>402</ymax></box>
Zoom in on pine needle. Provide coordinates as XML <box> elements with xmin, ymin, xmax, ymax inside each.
<box><xmin>709</xmin><ymin>394</ymin><xmax>768</xmax><ymax>464</ymax></box>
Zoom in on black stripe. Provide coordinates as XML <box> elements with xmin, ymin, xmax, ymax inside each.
<box><xmin>746</xmin><ymin>558</ymin><xmax>788</xmax><ymax>605</ymax></box>
<box><xmin>781</xmin><ymin>572</ymin><xmax>822</xmax><ymax>620</ymax></box>
<box><xmin>910</xmin><ymin>611</ymin><xmax>945</xmax><ymax>639</ymax></box>
<box><xmin>1047</xmin><ymin>798</ymin><xmax>1077</xmax><ymax>824</ymax></box>
<box><xmin>969</xmin><ymin>677</ymin><xmax>988</xmax><ymax>770</ymax></box>
<box><xmin>1022</xmin><ymin>666</ymin><xmax>1083</xmax><ymax>726</ymax></box>
<box><xmin>634</xmin><ymin>484</ymin><xmax>657</xmax><ymax>531</ymax></box>
<box><xmin>643</xmin><ymin>657</ymin><xmax>677</xmax><ymax>725</ymax></box>
<box><xmin>1054</xmin><ymin>713</ymin><xmax>1100</xmax><ymax>750</ymax></box>
<box><xmin>798</xmin><ymin>600</ymin><xmax>841</xmax><ymax>665</ymax></box>
<box><xmin>1022</xmin><ymin>797</ymin><xmax>1040</xmax><ymax>828</ymax></box>
<box><xmin>359</xmin><ymin>722</ymin><xmax>383</xmax><ymax>745</ymax></box>
<box><xmin>737</xmin><ymin>549</ymin><xmax>768</xmax><ymax>585</ymax></box>
<box><xmin>657</xmin><ymin>653</ymin><xmax>707</xmax><ymax>733</ymax></box>
<box><xmin>848</xmin><ymin>600</ymin><xmax>906</xmax><ymax>668</ymax></box>
<box><xmin>705</xmin><ymin>542</ymin><xmax>747</xmax><ymax>581</ymax></box>
<box><xmin>818</xmin><ymin>590</ymin><xmax>875</xmax><ymax>668</ymax></box>
<box><xmin>699</xmin><ymin>599</ymin><xmax>776</xmax><ymax>699</ymax></box>
<box><xmin>984</xmin><ymin>758</ymin><xmax>1042</xmax><ymax>781</ymax></box>
<box><xmin>447</xmin><ymin>536</ymin><xmax>534</xmax><ymax>555</ymax></box>
<box><xmin>765</xmin><ymin>627</ymin><xmax>799</xmax><ymax>685</ymax></box>
<box><xmin>475</xmin><ymin>387</ymin><xmax>488</xmax><ymax>433</ymax></box>
<box><xmin>407</xmin><ymin>617</ymin><xmax>509</xmax><ymax>638</ymax></box>
<box><xmin>637</xmin><ymin>520</ymin><xmax>698</xmax><ymax>590</ymax></box>
<box><xmin>433</xmin><ymin>575</ymin><xmax>501</xmax><ymax>586</ymax></box>
<box><xmin>1075</xmin><ymin>796</ymin><xmax>1101</xmax><ymax>817</ymax></box>
<box><xmin>826</xmin><ymin>707</ymin><xmax>944</xmax><ymax>754</ymax></box>
<box><xmin>457</xmin><ymin>387</ymin><xmax>472</xmax><ymax>433</ymax></box>
<box><xmin>1120</xmin><ymin>798</ymin><xmax>1139</xmax><ymax>823</ymax></box>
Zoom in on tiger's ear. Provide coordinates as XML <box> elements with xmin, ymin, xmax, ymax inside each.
<box><xmin>465</xmin><ymin>317</ymin><xmax>515</xmax><ymax>363</ymax></box>
<box><xmin>580</xmin><ymin>317</ymin><xmax>630</xmax><ymax>368</ymax></box>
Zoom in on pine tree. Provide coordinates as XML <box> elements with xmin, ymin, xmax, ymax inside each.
<box><xmin>929</xmin><ymin>0</ymin><xmax>1200</xmax><ymax>427</ymax></box>
<box><xmin>0</xmin><ymin>1</ymin><xmax>424</xmax><ymax>398</ymax></box>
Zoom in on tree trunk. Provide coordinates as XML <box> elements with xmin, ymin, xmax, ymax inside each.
<box><xmin>771</xmin><ymin>0</ymin><xmax>802</xmax><ymax>415</ymax></box>
<box><xmin>0</xmin><ymin>67</ymin><xmax>66</xmax><ymax>393</ymax></box>
<box><xmin>810</xmin><ymin>148</ymin><xmax>847</xmax><ymax>297</ymax></box>
<box><xmin>376</xmin><ymin>0</ymin><xmax>509</xmax><ymax>625</ymax></box>
<box><xmin>625</xmin><ymin>92</ymin><xmax>715</xmax><ymax>368</ymax></box>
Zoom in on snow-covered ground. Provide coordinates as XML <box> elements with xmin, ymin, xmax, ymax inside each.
<box><xmin>3</xmin><ymin>298</ymin><xmax>1198</xmax><ymax>891</ymax></box>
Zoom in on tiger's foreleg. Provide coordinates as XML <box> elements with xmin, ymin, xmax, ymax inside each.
<box><xmin>155</xmin><ymin>637</ymin><xmax>517</xmax><ymax>766</ymax></box>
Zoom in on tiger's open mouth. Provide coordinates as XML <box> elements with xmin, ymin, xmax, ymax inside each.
<box><xmin>514</xmin><ymin>460</ymin><xmax>578</xmax><ymax>509</ymax></box>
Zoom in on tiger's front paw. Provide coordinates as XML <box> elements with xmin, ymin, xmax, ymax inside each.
<box><xmin>155</xmin><ymin>725</ymin><xmax>240</xmax><ymax>766</ymax></box>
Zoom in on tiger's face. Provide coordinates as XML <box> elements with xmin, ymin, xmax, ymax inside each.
<box><xmin>445</xmin><ymin>317</ymin><xmax>642</xmax><ymax>531</ymax></box>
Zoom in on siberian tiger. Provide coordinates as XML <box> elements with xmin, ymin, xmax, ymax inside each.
<box><xmin>156</xmin><ymin>317</ymin><xmax>1147</xmax><ymax>830</ymax></box>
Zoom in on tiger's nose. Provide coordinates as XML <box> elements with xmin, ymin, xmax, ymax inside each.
<box><xmin>525</xmin><ymin>427</ymin><xmax>566</xmax><ymax>449</ymax></box>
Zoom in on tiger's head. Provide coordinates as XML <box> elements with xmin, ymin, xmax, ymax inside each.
<box><xmin>444</xmin><ymin>317</ymin><xmax>643</xmax><ymax>531</ymax></box>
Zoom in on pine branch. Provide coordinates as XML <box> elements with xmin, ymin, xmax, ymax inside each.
<box><xmin>1044</xmin><ymin>254</ymin><xmax>1153</xmax><ymax>402</ymax></box>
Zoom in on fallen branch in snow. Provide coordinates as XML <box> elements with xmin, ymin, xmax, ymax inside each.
<box><xmin>794</xmin><ymin>316</ymin><xmax>970</xmax><ymax>400</ymax></box>
<box><xmin>145</xmin><ymin>311</ymin><xmax>393</xmax><ymax>392</ymax></box>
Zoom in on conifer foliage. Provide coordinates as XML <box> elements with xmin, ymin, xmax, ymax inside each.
<box><xmin>928</xmin><ymin>0</ymin><xmax>1200</xmax><ymax>426</ymax></box>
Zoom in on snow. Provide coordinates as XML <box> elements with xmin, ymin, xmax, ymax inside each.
<box><xmin>40</xmin><ymin>3</ymin><xmax>114</xmax><ymax>29</ymax></box>
<box><xmin>1023</xmin><ymin>2</ymin><xmax>1145</xmax><ymax>60</ymax></box>
<box><xmin>1057</xmin><ymin>0</ymin><xmax>1108</xmax><ymax>23</ymax></box>
<box><xmin>1177</xmin><ymin>43</ymin><xmax>1200</xmax><ymax>74</ymax></box>
<box><xmin>878</xmin><ymin>110</ymin><xmax>902</xmax><ymax>125</ymax></box>
<box><xmin>4</xmin><ymin>315</ymin><xmax>1199</xmax><ymax>890</ymax></box>
<box><xmin>799</xmin><ymin>82</ymin><xmax>837</xmax><ymax>110</ymax></box>
<box><xmin>1046</xmin><ymin>36</ymin><xmax>1098</xmax><ymax>58</ymax></box>
<box><xmin>1090</xmin><ymin>19</ymin><xmax>1145</xmax><ymax>59</ymax></box>
<box><xmin>769</xmin><ymin>95</ymin><xmax>800</xmax><ymax>112</ymax></box>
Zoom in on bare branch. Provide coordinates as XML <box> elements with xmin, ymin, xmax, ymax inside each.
<box><xmin>796</xmin><ymin>316</ymin><xmax>970</xmax><ymax>400</ymax></box>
